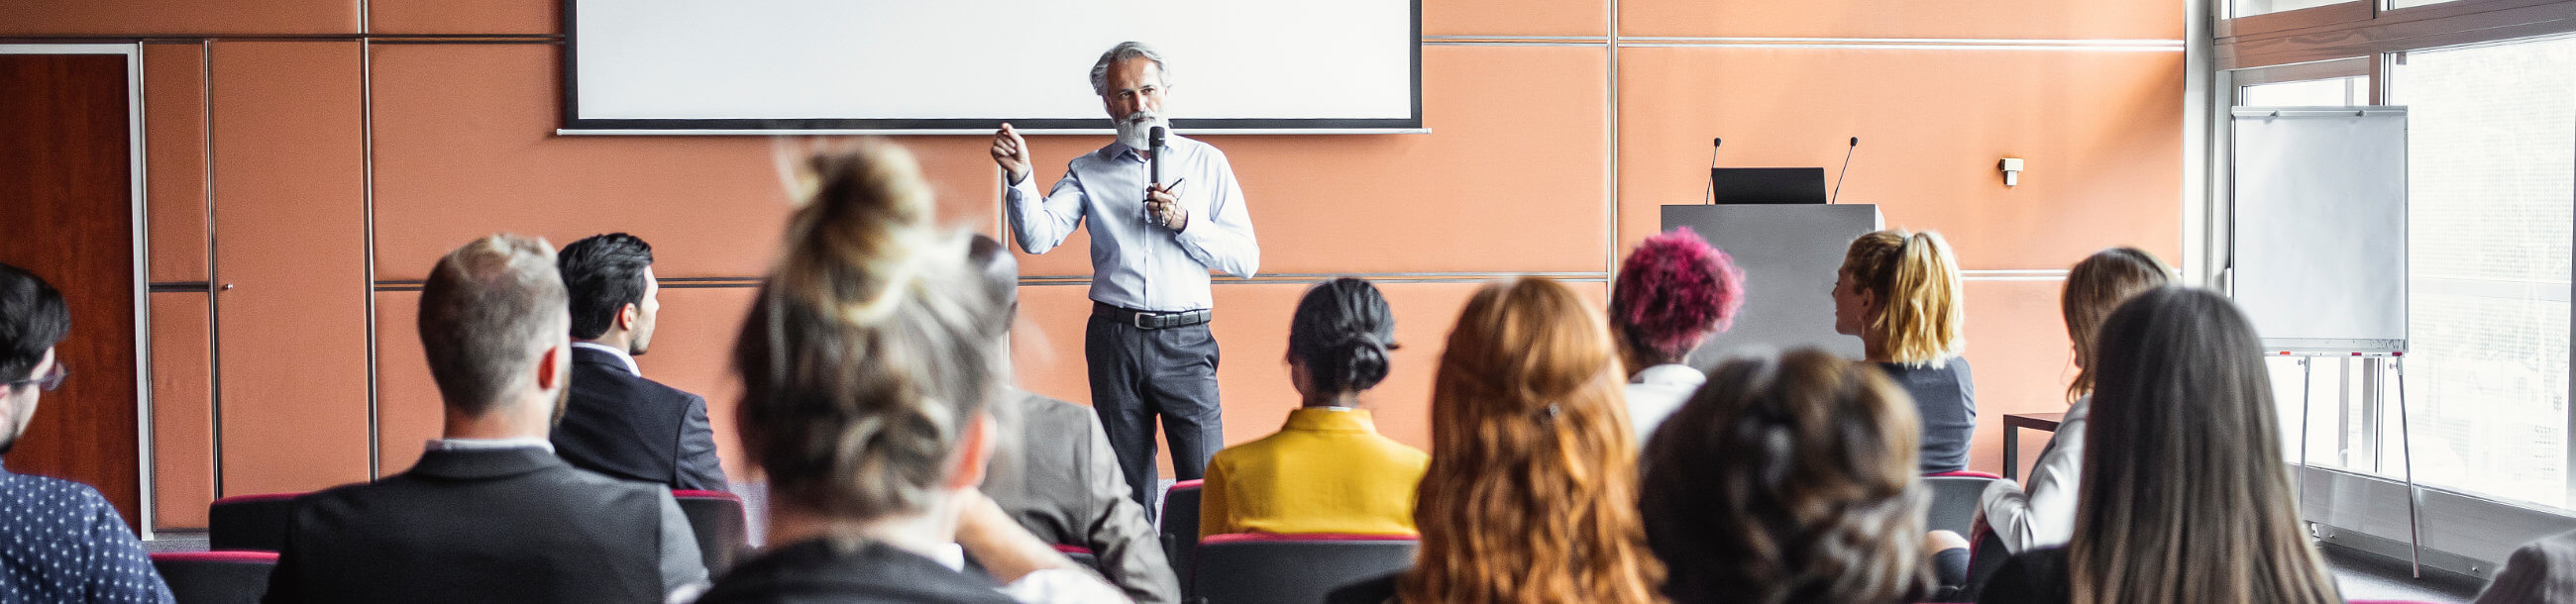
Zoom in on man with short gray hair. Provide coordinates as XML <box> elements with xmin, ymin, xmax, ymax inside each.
<box><xmin>989</xmin><ymin>42</ymin><xmax>1261</xmax><ymax>512</ymax></box>
<box><xmin>265</xmin><ymin>235</ymin><xmax>707</xmax><ymax>604</ymax></box>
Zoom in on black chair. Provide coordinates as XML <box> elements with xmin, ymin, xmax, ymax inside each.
<box><xmin>206</xmin><ymin>493</ymin><xmax>303</xmax><ymax>552</ymax></box>
<box><xmin>1189</xmin><ymin>534</ymin><xmax>1416</xmax><ymax>604</ymax></box>
<box><xmin>1051</xmin><ymin>544</ymin><xmax>1104</xmax><ymax>574</ymax></box>
<box><xmin>674</xmin><ymin>489</ymin><xmax>752</xmax><ymax>573</ymax></box>
<box><xmin>1159</xmin><ymin>479</ymin><xmax>1203</xmax><ymax>599</ymax></box>
<box><xmin>152</xmin><ymin>551</ymin><xmax>277</xmax><ymax>604</ymax></box>
<box><xmin>1923</xmin><ymin>470</ymin><xmax>2003</xmax><ymax>538</ymax></box>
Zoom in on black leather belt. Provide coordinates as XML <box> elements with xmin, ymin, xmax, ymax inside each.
<box><xmin>1094</xmin><ymin>303</ymin><xmax>1213</xmax><ymax>330</ymax></box>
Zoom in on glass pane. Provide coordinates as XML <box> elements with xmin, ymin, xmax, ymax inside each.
<box><xmin>2241</xmin><ymin>76</ymin><xmax>2363</xmax><ymax>107</ymax></box>
<box><xmin>2388</xmin><ymin>35</ymin><xmax>2576</xmax><ymax>510</ymax></box>
<box><xmin>2233</xmin><ymin>0</ymin><xmax>2351</xmax><ymax>18</ymax></box>
<box><xmin>2388</xmin><ymin>0</ymin><xmax>2460</xmax><ymax>9</ymax></box>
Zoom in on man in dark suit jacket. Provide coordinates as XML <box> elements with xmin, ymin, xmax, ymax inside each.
<box><xmin>265</xmin><ymin>235</ymin><xmax>706</xmax><ymax>604</ymax></box>
<box><xmin>549</xmin><ymin>233</ymin><xmax>725</xmax><ymax>491</ymax></box>
<box><xmin>967</xmin><ymin>235</ymin><xmax>1179</xmax><ymax>603</ymax></box>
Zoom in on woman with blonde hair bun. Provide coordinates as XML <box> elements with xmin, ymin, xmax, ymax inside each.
<box><xmin>1834</xmin><ymin>229</ymin><xmax>1975</xmax><ymax>473</ymax></box>
<box><xmin>1333</xmin><ymin>277</ymin><xmax>1665</xmax><ymax>604</ymax></box>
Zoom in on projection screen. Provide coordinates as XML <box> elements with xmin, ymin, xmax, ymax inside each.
<box><xmin>563</xmin><ymin>0</ymin><xmax>1422</xmax><ymax>134</ymax></box>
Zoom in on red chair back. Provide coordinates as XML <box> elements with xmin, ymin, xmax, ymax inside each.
<box><xmin>1191</xmin><ymin>534</ymin><xmax>1416</xmax><ymax>604</ymax></box>
<box><xmin>152</xmin><ymin>551</ymin><xmax>277</xmax><ymax>604</ymax></box>
<box><xmin>1160</xmin><ymin>479</ymin><xmax>1204</xmax><ymax>599</ymax></box>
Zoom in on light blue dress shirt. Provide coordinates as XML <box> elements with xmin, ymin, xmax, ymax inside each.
<box><xmin>1007</xmin><ymin>136</ymin><xmax>1260</xmax><ymax>312</ymax></box>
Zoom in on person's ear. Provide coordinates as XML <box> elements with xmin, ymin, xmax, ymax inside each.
<box><xmin>948</xmin><ymin>411</ymin><xmax>996</xmax><ymax>490</ymax></box>
<box><xmin>534</xmin><ymin>342</ymin><xmax>570</xmax><ymax>392</ymax></box>
<box><xmin>617</xmin><ymin>302</ymin><xmax>639</xmax><ymax>332</ymax></box>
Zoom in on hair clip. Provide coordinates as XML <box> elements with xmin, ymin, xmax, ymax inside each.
<box><xmin>1538</xmin><ymin>404</ymin><xmax>1561</xmax><ymax>423</ymax></box>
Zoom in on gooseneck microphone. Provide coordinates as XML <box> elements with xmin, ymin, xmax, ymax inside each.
<box><xmin>1704</xmin><ymin>138</ymin><xmax>1722</xmax><ymax>205</ymax></box>
<box><xmin>1831</xmin><ymin>137</ymin><xmax>1859</xmax><ymax>204</ymax></box>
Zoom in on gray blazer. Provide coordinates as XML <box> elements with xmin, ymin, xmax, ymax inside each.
<box><xmin>982</xmin><ymin>388</ymin><xmax>1179</xmax><ymax>604</ymax></box>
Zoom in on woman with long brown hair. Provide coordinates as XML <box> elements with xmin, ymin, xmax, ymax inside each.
<box><xmin>1977</xmin><ymin>248</ymin><xmax>2170</xmax><ymax>554</ymax></box>
<box><xmin>1336</xmin><ymin>277</ymin><xmax>1665</xmax><ymax>603</ymax></box>
<box><xmin>1833</xmin><ymin>230</ymin><xmax>1976</xmax><ymax>472</ymax></box>
<box><xmin>1979</xmin><ymin>287</ymin><xmax>2340</xmax><ymax>604</ymax></box>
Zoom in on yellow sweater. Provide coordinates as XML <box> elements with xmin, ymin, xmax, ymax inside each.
<box><xmin>1200</xmin><ymin>407</ymin><xmax>1430</xmax><ymax>538</ymax></box>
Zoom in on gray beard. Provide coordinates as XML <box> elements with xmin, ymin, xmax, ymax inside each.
<box><xmin>1116</xmin><ymin>113</ymin><xmax>1167</xmax><ymax>151</ymax></box>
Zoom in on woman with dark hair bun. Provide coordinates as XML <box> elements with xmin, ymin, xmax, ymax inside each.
<box><xmin>1199</xmin><ymin>277</ymin><xmax>1429</xmax><ymax>537</ymax></box>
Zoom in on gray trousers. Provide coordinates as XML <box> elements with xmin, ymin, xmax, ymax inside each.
<box><xmin>1085</xmin><ymin>306</ymin><xmax>1225</xmax><ymax>515</ymax></box>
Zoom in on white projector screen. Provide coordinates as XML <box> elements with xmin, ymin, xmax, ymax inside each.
<box><xmin>565</xmin><ymin>0</ymin><xmax>1421</xmax><ymax>133</ymax></box>
<box><xmin>2229</xmin><ymin>107</ymin><xmax>2409</xmax><ymax>352</ymax></box>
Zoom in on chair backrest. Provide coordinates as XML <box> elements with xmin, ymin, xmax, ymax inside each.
<box><xmin>1051</xmin><ymin>544</ymin><xmax>1103</xmax><ymax>574</ymax></box>
<box><xmin>673</xmin><ymin>489</ymin><xmax>751</xmax><ymax>573</ymax></box>
<box><xmin>1160</xmin><ymin>479</ymin><xmax>1204</xmax><ymax>599</ymax></box>
<box><xmin>206</xmin><ymin>493</ymin><xmax>304</xmax><ymax>552</ymax></box>
<box><xmin>152</xmin><ymin>551</ymin><xmax>278</xmax><ymax>604</ymax></box>
<box><xmin>1189</xmin><ymin>534</ymin><xmax>1417</xmax><ymax>604</ymax></box>
<box><xmin>1922</xmin><ymin>473</ymin><xmax>2003</xmax><ymax>537</ymax></box>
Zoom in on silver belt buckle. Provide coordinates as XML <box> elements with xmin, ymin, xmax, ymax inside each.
<box><xmin>1133</xmin><ymin>311</ymin><xmax>1157</xmax><ymax>330</ymax></box>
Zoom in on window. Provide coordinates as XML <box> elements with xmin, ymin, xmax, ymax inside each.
<box><xmin>2241</xmin><ymin>76</ymin><xmax>2368</xmax><ymax>106</ymax></box>
<box><xmin>2383</xmin><ymin>35</ymin><xmax>2576</xmax><ymax>509</ymax></box>
<box><xmin>2232</xmin><ymin>0</ymin><xmax>2358</xmax><ymax>18</ymax></box>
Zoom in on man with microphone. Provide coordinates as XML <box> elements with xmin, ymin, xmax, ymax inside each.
<box><xmin>990</xmin><ymin>41</ymin><xmax>1260</xmax><ymax>512</ymax></box>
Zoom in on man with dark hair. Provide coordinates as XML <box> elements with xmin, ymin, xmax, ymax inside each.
<box><xmin>264</xmin><ymin>235</ymin><xmax>705</xmax><ymax>604</ymax></box>
<box><xmin>0</xmin><ymin>263</ymin><xmax>172</xmax><ymax>602</ymax></box>
<box><xmin>549</xmin><ymin>233</ymin><xmax>723</xmax><ymax>491</ymax></box>
<box><xmin>968</xmin><ymin>236</ymin><xmax>1178</xmax><ymax>604</ymax></box>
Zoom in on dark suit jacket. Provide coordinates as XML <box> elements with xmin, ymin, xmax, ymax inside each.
<box><xmin>694</xmin><ymin>538</ymin><xmax>1018</xmax><ymax>604</ymax></box>
<box><xmin>554</xmin><ymin>345</ymin><xmax>726</xmax><ymax>490</ymax></box>
<box><xmin>263</xmin><ymin>446</ymin><xmax>706</xmax><ymax>604</ymax></box>
<box><xmin>982</xmin><ymin>388</ymin><xmax>1178</xmax><ymax>604</ymax></box>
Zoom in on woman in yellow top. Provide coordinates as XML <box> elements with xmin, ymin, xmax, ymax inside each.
<box><xmin>1200</xmin><ymin>277</ymin><xmax>1430</xmax><ymax>537</ymax></box>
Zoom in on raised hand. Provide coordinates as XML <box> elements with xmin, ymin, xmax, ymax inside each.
<box><xmin>991</xmin><ymin>123</ymin><xmax>1032</xmax><ymax>184</ymax></box>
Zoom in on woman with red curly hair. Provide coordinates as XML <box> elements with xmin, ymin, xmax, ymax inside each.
<box><xmin>1610</xmin><ymin>228</ymin><xmax>1746</xmax><ymax>443</ymax></box>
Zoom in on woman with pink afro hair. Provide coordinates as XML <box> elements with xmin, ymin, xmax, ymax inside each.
<box><xmin>1610</xmin><ymin>227</ymin><xmax>1746</xmax><ymax>444</ymax></box>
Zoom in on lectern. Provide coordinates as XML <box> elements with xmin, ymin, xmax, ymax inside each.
<box><xmin>1662</xmin><ymin>203</ymin><xmax>1882</xmax><ymax>361</ymax></box>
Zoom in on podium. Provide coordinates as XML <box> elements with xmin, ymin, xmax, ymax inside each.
<box><xmin>1662</xmin><ymin>203</ymin><xmax>1882</xmax><ymax>361</ymax></box>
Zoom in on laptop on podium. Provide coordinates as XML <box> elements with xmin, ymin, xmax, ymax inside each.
<box><xmin>1711</xmin><ymin>167</ymin><xmax>1829</xmax><ymax>204</ymax></box>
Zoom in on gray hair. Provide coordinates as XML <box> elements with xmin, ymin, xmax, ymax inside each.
<box><xmin>1089</xmin><ymin>42</ymin><xmax>1171</xmax><ymax>97</ymax></box>
<box><xmin>419</xmin><ymin>234</ymin><xmax>569</xmax><ymax>416</ymax></box>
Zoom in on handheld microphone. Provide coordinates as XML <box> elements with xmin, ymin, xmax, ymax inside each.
<box><xmin>1149</xmin><ymin>126</ymin><xmax>1169</xmax><ymax>186</ymax></box>
<box><xmin>1831</xmin><ymin>137</ymin><xmax>1859</xmax><ymax>204</ymax></box>
<box><xmin>1704</xmin><ymin>138</ymin><xmax>1722</xmax><ymax>205</ymax></box>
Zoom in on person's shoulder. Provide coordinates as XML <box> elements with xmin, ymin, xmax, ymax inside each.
<box><xmin>629</xmin><ymin>372</ymin><xmax>706</xmax><ymax>408</ymax></box>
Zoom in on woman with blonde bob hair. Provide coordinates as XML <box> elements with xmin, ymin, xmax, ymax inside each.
<box><xmin>1336</xmin><ymin>277</ymin><xmax>1664</xmax><ymax>603</ymax></box>
<box><xmin>1833</xmin><ymin>229</ymin><xmax>1975</xmax><ymax>473</ymax></box>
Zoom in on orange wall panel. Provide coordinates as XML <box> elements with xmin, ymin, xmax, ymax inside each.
<box><xmin>1618</xmin><ymin>0</ymin><xmax>2182</xmax><ymax>41</ymax></box>
<box><xmin>369</xmin><ymin>43</ymin><xmax>996</xmax><ymax>282</ymax></box>
<box><xmin>149</xmin><ymin>293</ymin><xmax>213</xmax><ymax>529</ymax></box>
<box><xmin>1003</xmin><ymin>44</ymin><xmax>1610</xmax><ymax>278</ymax></box>
<box><xmin>368</xmin><ymin>0</ymin><xmax>552</xmax><ymax>36</ymax></box>
<box><xmin>0</xmin><ymin>0</ymin><xmax>358</xmax><ymax>37</ymax></box>
<box><xmin>1617</xmin><ymin>47</ymin><xmax>2184</xmax><ymax>270</ymax></box>
<box><xmin>372</xmin><ymin>291</ymin><xmax>439</xmax><ymax>475</ymax></box>
<box><xmin>1012</xmin><ymin>277</ymin><xmax>1605</xmax><ymax>479</ymax></box>
<box><xmin>1425</xmin><ymin>0</ymin><xmax>1606</xmax><ymax>38</ymax></box>
<box><xmin>145</xmin><ymin>43</ymin><xmax>208</xmax><ymax>285</ymax></box>
<box><xmin>210</xmin><ymin>41</ymin><xmax>374</xmax><ymax>496</ymax></box>
<box><xmin>1957</xmin><ymin>279</ymin><xmax>2077</xmax><ymax>477</ymax></box>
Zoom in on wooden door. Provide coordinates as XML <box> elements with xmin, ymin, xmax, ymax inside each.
<box><xmin>0</xmin><ymin>51</ymin><xmax>146</xmax><ymax>531</ymax></box>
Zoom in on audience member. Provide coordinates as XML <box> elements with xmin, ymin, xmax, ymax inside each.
<box><xmin>1834</xmin><ymin>229</ymin><xmax>1975</xmax><ymax>473</ymax></box>
<box><xmin>1976</xmin><ymin>248</ymin><xmax>2168</xmax><ymax>556</ymax></box>
<box><xmin>2474</xmin><ymin>529</ymin><xmax>2576</xmax><ymax>604</ymax></box>
<box><xmin>1335</xmin><ymin>277</ymin><xmax>1664</xmax><ymax>603</ymax></box>
<box><xmin>1641</xmin><ymin>349</ymin><xmax>1951</xmax><ymax>604</ymax></box>
<box><xmin>692</xmin><ymin>141</ymin><xmax>1122</xmax><ymax>604</ymax></box>
<box><xmin>0</xmin><ymin>263</ymin><xmax>172</xmax><ymax>603</ymax></box>
<box><xmin>1978</xmin><ymin>287</ymin><xmax>2340</xmax><ymax>604</ymax></box>
<box><xmin>970</xmin><ymin>235</ymin><xmax>1178</xmax><ymax>604</ymax></box>
<box><xmin>264</xmin><ymin>236</ymin><xmax>705</xmax><ymax>603</ymax></box>
<box><xmin>1610</xmin><ymin>228</ymin><xmax>1746</xmax><ymax>443</ymax></box>
<box><xmin>1200</xmin><ymin>277</ymin><xmax>1428</xmax><ymax>538</ymax></box>
<box><xmin>549</xmin><ymin>233</ymin><xmax>726</xmax><ymax>491</ymax></box>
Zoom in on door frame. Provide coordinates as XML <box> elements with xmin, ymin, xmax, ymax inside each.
<box><xmin>0</xmin><ymin>44</ymin><xmax>154</xmax><ymax>538</ymax></box>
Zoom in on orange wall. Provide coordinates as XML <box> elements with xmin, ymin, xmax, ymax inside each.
<box><xmin>15</xmin><ymin>0</ymin><xmax>2184</xmax><ymax>529</ymax></box>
